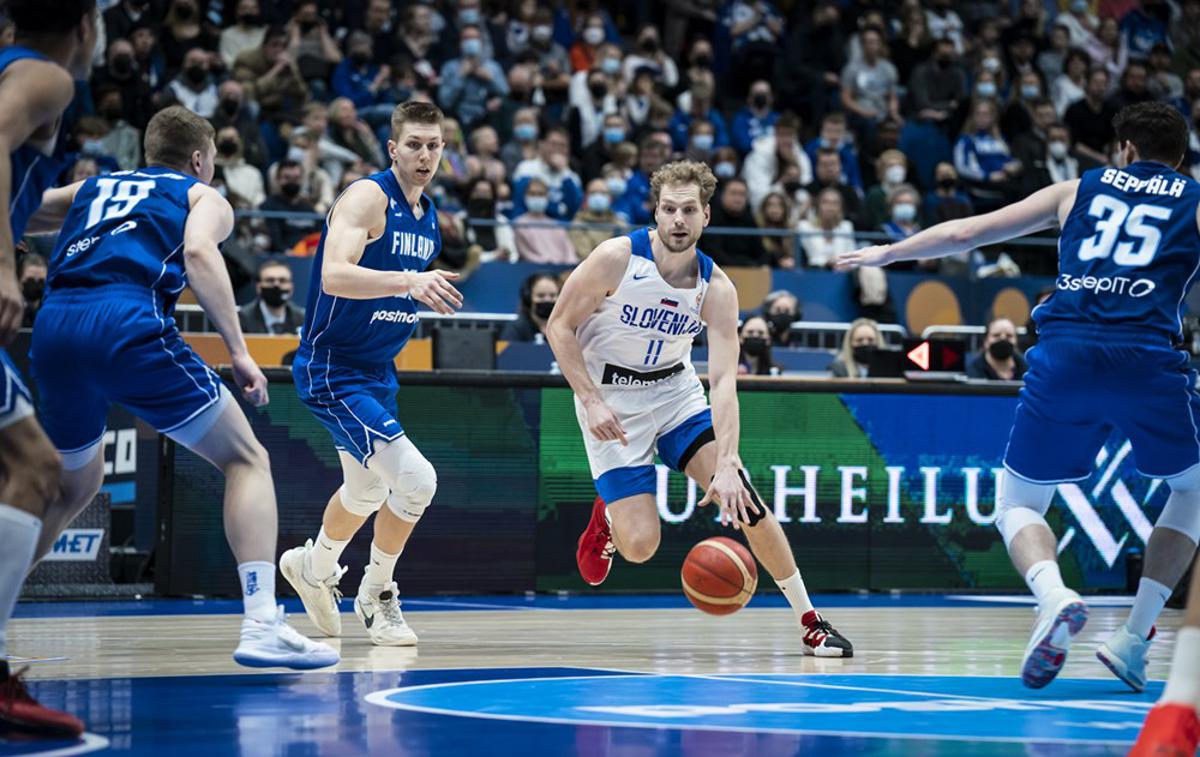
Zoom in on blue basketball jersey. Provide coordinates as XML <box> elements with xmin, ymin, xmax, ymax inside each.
<box><xmin>1034</xmin><ymin>161</ymin><xmax>1200</xmax><ymax>340</ymax></box>
<box><xmin>46</xmin><ymin>167</ymin><xmax>200</xmax><ymax>312</ymax></box>
<box><xmin>300</xmin><ymin>168</ymin><xmax>441</xmax><ymax>367</ymax></box>
<box><xmin>0</xmin><ymin>46</ymin><xmax>71</xmax><ymax>240</ymax></box>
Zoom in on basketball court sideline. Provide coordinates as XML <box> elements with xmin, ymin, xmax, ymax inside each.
<box><xmin>3</xmin><ymin>593</ymin><xmax>1174</xmax><ymax>756</ymax></box>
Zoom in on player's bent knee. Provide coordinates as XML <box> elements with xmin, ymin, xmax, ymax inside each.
<box><xmin>339</xmin><ymin>480</ymin><xmax>388</xmax><ymax>517</ymax></box>
<box><xmin>385</xmin><ymin>455</ymin><xmax>437</xmax><ymax>523</ymax></box>
<box><xmin>620</xmin><ymin>531</ymin><xmax>660</xmax><ymax>563</ymax></box>
<box><xmin>1155</xmin><ymin>467</ymin><xmax>1200</xmax><ymax>544</ymax></box>
<box><xmin>994</xmin><ymin>470</ymin><xmax>1056</xmax><ymax>548</ymax></box>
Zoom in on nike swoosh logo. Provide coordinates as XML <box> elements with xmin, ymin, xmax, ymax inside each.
<box><xmin>110</xmin><ymin>220</ymin><xmax>138</xmax><ymax>235</ymax></box>
<box><xmin>363</xmin><ymin>611</ymin><xmax>375</xmax><ymax>629</ymax></box>
<box><xmin>632</xmin><ymin>273</ymin><xmax>650</xmax><ymax>280</ymax></box>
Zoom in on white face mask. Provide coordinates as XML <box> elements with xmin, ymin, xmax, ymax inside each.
<box><xmin>1048</xmin><ymin>140</ymin><xmax>1069</xmax><ymax>159</ymax></box>
<box><xmin>884</xmin><ymin>164</ymin><xmax>906</xmax><ymax>185</ymax></box>
<box><xmin>583</xmin><ymin>27</ymin><xmax>604</xmax><ymax>46</ymax></box>
<box><xmin>982</xmin><ymin>57</ymin><xmax>1002</xmax><ymax>74</ymax></box>
<box><xmin>892</xmin><ymin>202</ymin><xmax>917</xmax><ymax>222</ymax></box>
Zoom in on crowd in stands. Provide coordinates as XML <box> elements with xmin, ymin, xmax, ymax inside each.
<box><xmin>12</xmin><ymin>0</ymin><xmax>1200</xmax><ymax>371</ymax></box>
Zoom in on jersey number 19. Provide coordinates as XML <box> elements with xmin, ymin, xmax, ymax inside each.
<box><xmin>85</xmin><ymin>178</ymin><xmax>155</xmax><ymax>230</ymax></box>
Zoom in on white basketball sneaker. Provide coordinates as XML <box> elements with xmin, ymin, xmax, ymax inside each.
<box><xmin>1020</xmin><ymin>589</ymin><xmax>1089</xmax><ymax>689</ymax></box>
<box><xmin>233</xmin><ymin>606</ymin><xmax>340</xmax><ymax>669</ymax></box>
<box><xmin>354</xmin><ymin>581</ymin><xmax>418</xmax><ymax>646</ymax></box>
<box><xmin>1096</xmin><ymin>624</ymin><xmax>1154</xmax><ymax>692</ymax></box>
<box><xmin>279</xmin><ymin>539</ymin><xmax>347</xmax><ymax>637</ymax></box>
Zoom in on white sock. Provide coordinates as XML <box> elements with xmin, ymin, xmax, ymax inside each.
<box><xmin>1161</xmin><ymin>627</ymin><xmax>1200</xmax><ymax>706</ymax></box>
<box><xmin>775</xmin><ymin>569</ymin><xmax>815</xmax><ymax>624</ymax></box>
<box><xmin>1024</xmin><ymin>560</ymin><xmax>1066</xmax><ymax>608</ymax></box>
<box><xmin>0</xmin><ymin>505</ymin><xmax>41</xmax><ymax>658</ymax></box>
<box><xmin>238</xmin><ymin>561</ymin><xmax>277</xmax><ymax>623</ymax></box>
<box><xmin>363</xmin><ymin>543</ymin><xmax>401</xmax><ymax>595</ymax></box>
<box><xmin>1127</xmin><ymin>577</ymin><xmax>1172</xmax><ymax>639</ymax></box>
<box><xmin>307</xmin><ymin>527</ymin><xmax>350</xmax><ymax>580</ymax></box>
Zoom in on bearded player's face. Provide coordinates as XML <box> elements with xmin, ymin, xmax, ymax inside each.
<box><xmin>654</xmin><ymin>184</ymin><xmax>709</xmax><ymax>253</ymax></box>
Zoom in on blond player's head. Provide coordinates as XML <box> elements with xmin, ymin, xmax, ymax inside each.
<box><xmin>388</xmin><ymin>101</ymin><xmax>445</xmax><ymax>190</ymax></box>
<box><xmin>145</xmin><ymin>106</ymin><xmax>217</xmax><ymax>184</ymax></box>
<box><xmin>649</xmin><ymin>160</ymin><xmax>716</xmax><ymax>254</ymax></box>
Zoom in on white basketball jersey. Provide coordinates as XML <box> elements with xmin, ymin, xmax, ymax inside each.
<box><xmin>577</xmin><ymin>228</ymin><xmax>714</xmax><ymax>388</ymax></box>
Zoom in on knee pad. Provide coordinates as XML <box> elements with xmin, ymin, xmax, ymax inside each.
<box><xmin>369</xmin><ymin>437</ymin><xmax>437</xmax><ymax>523</ymax></box>
<box><xmin>994</xmin><ymin>469</ymin><xmax>1056</xmax><ymax>548</ymax></box>
<box><xmin>338</xmin><ymin>451</ymin><xmax>388</xmax><ymax>517</ymax></box>
<box><xmin>1157</xmin><ymin>465</ymin><xmax>1200</xmax><ymax>544</ymax></box>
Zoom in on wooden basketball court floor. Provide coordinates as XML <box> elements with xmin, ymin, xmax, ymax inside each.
<box><xmin>1</xmin><ymin>593</ymin><xmax>1176</xmax><ymax>756</ymax></box>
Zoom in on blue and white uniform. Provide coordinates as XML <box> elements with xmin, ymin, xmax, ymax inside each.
<box><xmin>1005</xmin><ymin>161</ymin><xmax>1200</xmax><ymax>481</ymax></box>
<box><xmin>0</xmin><ymin>46</ymin><xmax>71</xmax><ymax>430</ymax></box>
<box><xmin>292</xmin><ymin>168</ymin><xmax>440</xmax><ymax>466</ymax></box>
<box><xmin>31</xmin><ymin>167</ymin><xmax>228</xmax><ymax>458</ymax></box>
<box><xmin>575</xmin><ymin>227</ymin><xmax>716</xmax><ymax>502</ymax></box>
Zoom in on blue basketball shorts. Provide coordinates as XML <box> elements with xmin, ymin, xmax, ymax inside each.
<box><xmin>31</xmin><ymin>285</ymin><xmax>226</xmax><ymax>454</ymax></box>
<box><xmin>1004</xmin><ymin>332</ymin><xmax>1200</xmax><ymax>483</ymax></box>
<box><xmin>292</xmin><ymin>347</ymin><xmax>404</xmax><ymax>466</ymax></box>
<box><xmin>0</xmin><ymin>348</ymin><xmax>35</xmax><ymax>430</ymax></box>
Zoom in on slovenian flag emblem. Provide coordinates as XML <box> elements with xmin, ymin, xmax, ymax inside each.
<box><xmin>660</xmin><ymin>298</ymin><xmax>679</xmax><ymax>308</ymax></box>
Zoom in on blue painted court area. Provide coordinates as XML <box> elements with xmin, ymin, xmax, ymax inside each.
<box><xmin>11</xmin><ymin>592</ymin><xmax>1113</xmax><ymax>619</ymax></box>
<box><xmin>5</xmin><ymin>667</ymin><xmax>1155</xmax><ymax>756</ymax></box>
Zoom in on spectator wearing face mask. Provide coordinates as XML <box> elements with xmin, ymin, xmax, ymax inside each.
<box><xmin>621</xmin><ymin>25</ymin><xmax>678</xmax><ymax>89</ymax></box>
<box><xmin>706</xmin><ymin>179</ymin><xmax>768</xmax><ymax>268</ymax></box>
<box><xmin>215</xmin><ymin>126</ymin><xmax>266</xmax><ymax>209</ymax></box>
<box><xmin>463</xmin><ymin>178</ymin><xmax>515</xmax><ymax>262</ymax></box>
<box><xmin>18</xmin><ymin>253</ymin><xmax>47</xmax><ymax>328</ymax></box>
<box><xmin>513</xmin><ymin>126</ymin><xmax>583</xmax><ymax>221</ymax></box>
<box><xmin>880</xmin><ymin>185</ymin><xmax>921</xmax><ymax>243</ymax></box>
<box><xmin>830</xmin><ymin>318</ymin><xmax>881</xmax><ymax>379</ymax></box>
<box><xmin>221</xmin><ymin>0</ymin><xmax>267</xmax><ymax>68</ymax></box>
<box><xmin>168</xmin><ymin>46</ymin><xmax>219</xmax><ymax>119</ymax></box>
<box><xmin>568</xmin><ymin>68</ymin><xmax>620</xmax><ymax>153</ymax></box>
<box><xmin>966</xmin><ymin>317</ymin><xmax>1027</xmax><ymax>381</ymax></box>
<box><xmin>805</xmin><ymin>148</ymin><xmax>862</xmax><ymax>229</ymax></box>
<box><xmin>762</xmin><ymin>290</ymin><xmax>802</xmax><ymax>347</ymax></box>
<box><xmin>803</xmin><ymin>113</ymin><xmax>862</xmax><ymax>191</ymax></box>
<box><xmin>513</xmin><ymin>178</ymin><xmax>577</xmax><ymax>264</ymax></box>
<box><xmin>438</xmin><ymin>24</ymin><xmax>510</xmax><ymax>130</ymax></box>
<box><xmin>731</xmin><ymin>80</ymin><xmax>780</xmax><ymax>156</ymax></box>
<box><xmin>71</xmin><ymin>118</ymin><xmax>121</xmax><ymax>175</ymax></box>
<box><xmin>923</xmin><ymin>161</ymin><xmax>974</xmax><ymax>225</ymax></box>
<box><xmin>1023</xmin><ymin>122</ymin><xmax>1080</xmax><ymax>195</ymax></box>
<box><xmin>94</xmin><ymin>85</ymin><xmax>141</xmax><ymax>171</ymax></box>
<box><xmin>261</xmin><ymin>160</ymin><xmax>320</xmax><ymax>252</ymax></box>
<box><xmin>569</xmin><ymin>179</ymin><xmax>620</xmax><ymax>261</ymax></box>
<box><xmin>579</xmin><ymin>113</ymin><xmax>627</xmax><ymax>184</ymax></box>
<box><xmin>738</xmin><ymin>316</ymin><xmax>780</xmax><ymax>376</ymax></box>
<box><xmin>862</xmin><ymin>149</ymin><xmax>909</xmax><ymax>231</ymax></box>
<box><xmin>502</xmin><ymin>273</ymin><xmax>560</xmax><ymax>342</ymax></box>
<box><xmin>238</xmin><ymin>259</ymin><xmax>305</xmax><ymax>335</ymax></box>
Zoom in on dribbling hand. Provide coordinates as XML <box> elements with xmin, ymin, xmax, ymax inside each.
<box><xmin>232</xmin><ymin>353</ymin><xmax>270</xmax><ymax>407</ymax></box>
<box><xmin>834</xmin><ymin>245</ymin><xmax>892</xmax><ymax>272</ymax></box>
<box><xmin>699</xmin><ymin>466</ymin><xmax>753</xmax><ymax>530</ymax></box>
<box><xmin>585</xmin><ymin>397</ymin><xmax>627</xmax><ymax>445</ymax></box>
<box><xmin>407</xmin><ymin>270</ymin><xmax>463</xmax><ymax>314</ymax></box>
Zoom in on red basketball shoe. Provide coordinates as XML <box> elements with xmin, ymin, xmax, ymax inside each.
<box><xmin>801</xmin><ymin>610</ymin><xmax>854</xmax><ymax>658</ymax></box>
<box><xmin>0</xmin><ymin>662</ymin><xmax>84</xmax><ymax>738</ymax></box>
<box><xmin>576</xmin><ymin>496</ymin><xmax>615</xmax><ymax>586</ymax></box>
<box><xmin>1128</xmin><ymin>703</ymin><xmax>1200</xmax><ymax>757</ymax></box>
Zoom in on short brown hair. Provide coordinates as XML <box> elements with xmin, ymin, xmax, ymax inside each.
<box><xmin>390</xmin><ymin>100</ymin><xmax>444</xmax><ymax>142</ymax></box>
<box><xmin>649</xmin><ymin>160</ymin><xmax>717</xmax><ymax>207</ymax></box>
<box><xmin>144</xmin><ymin>106</ymin><xmax>214</xmax><ymax>170</ymax></box>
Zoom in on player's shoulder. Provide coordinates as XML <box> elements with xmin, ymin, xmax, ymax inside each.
<box><xmin>589</xmin><ymin>234</ymin><xmax>633</xmax><ymax>262</ymax></box>
<box><xmin>0</xmin><ymin>56</ymin><xmax>73</xmax><ymax>105</ymax></box>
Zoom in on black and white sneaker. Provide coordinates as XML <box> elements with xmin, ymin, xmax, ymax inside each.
<box><xmin>354</xmin><ymin>581</ymin><xmax>418</xmax><ymax>646</ymax></box>
<box><xmin>801</xmin><ymin>610</ymin><xmax>854</xmax><ymax>658</ymax></box>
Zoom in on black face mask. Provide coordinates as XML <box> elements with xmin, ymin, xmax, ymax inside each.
<box><xmin>112</xmin><ymin>54</ymin><xmax>134</xmax><ymax>77</ymax></box>
<box><xmin>260</xmin><ymin>285</ymin><xmax>290</xmax><ymax>308</ymax></box>
<box><xmin>21</xmin><ymin>279</ymin><xmax>44</xmax><ymax>303</ymax></box>
<box><xmin>102</xmin><ymin>106</ymin><xmax>124</xmax><ymax>122</ymax></box>
<box><xmin>782</xmin><ymin>179</ymin><xmax>803</xmax><ymax>195</ymax></box>
<box><xmin>220</xmin><ymin>98</ymin><xmax>241</xmax><ymax>117</ymax></box>
<box><xmin>467</xmin><ymin>197</ymin><xmax>495</xmax><ymax>217</ymax></box>
<box><xmin>936</xmin><ymin>56</ymin><xmax>953</xmax><ymax>69</ymax></box>
<box><xmin>639</xmin><ymin>38</ymin><xmax>658</xmax><ymax>54</ymax></box>
<box><xmin>280</xmin><ymin>182</ymin><xmax>302</xmax><ymax>199</ymax></box>
<box><xmin>937</xmin><ymin>178</ymin><xmax>957</xmax><ymax>191</ymax></box>
<box><xmin>988</xmin><ymin>339</ymin><xmax>1015</xmax><ymax>360</ymax></box>
<box><xmin>692</xmin><ymin>54</ymin><xmax>712</xmax><ymax>68</ymax></box>
<box><xmin>852</xmin><ymin>345</ymin><xmax>875</xmax><ymax>364</ymax></box>
<box><xmin>299</xmin><ymin>20</ymin><xmax>317</xmax><ymax>34</ymax></box>
<box><xmin>350</xmin><ymin>51</ymin><xmax>370</xmax><ymax>67</ymax></box>
<box><xmin>218</xmin><ymin>139</ymin><xmax>240</xmax><ymax>157</ymax></box>
<box><xmin>742</xmin><ymin>336</ymin><xmax>768</xmax><ymax>357</ymax></box>
<box><xmin>588</xmin><ymin>81</ymin><xmax>607</xmax><ymax>99</ymax></box>
<box><xmin>768</xmin><ymin>312</ymin><xmax>795</xmax><ymax>339</ymax></box>
<box><xmin>239</xmin><ymin>13</ymin><xmax>261</xmax><ymax>25</ymax></box>
<box><xmin>176</xmin><ymin>4</ymin><xmax>195</xmax><ymax>20</ymax></box>
<box><xmin>185</xmin><ymin>64</ymin><xmax>207</xmax><ymax>84</ymax></box>
<box><xmin>533</xmin><ymin>300</ymin><xmax>555</xmax><ymax>320</ymax></box>
<box><xmin>750</xmin><ymin>93</ymin><xmax>769</xmax><ymax>109</ymax></box>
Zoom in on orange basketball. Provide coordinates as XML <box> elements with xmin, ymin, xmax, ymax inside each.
<box><xmin>680</xmin><ymin>537</ymin><xmax>758</xmax><ymax>615</ymax></box>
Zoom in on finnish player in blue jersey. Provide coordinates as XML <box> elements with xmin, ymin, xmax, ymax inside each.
<box><xmin>837</xmin><ymin>103</ymin><xmax>1200</xmax><ymax>698</ymax></box>
<box><xmin>0</xmin><ymin>0</ymin><xmax>96</xmax><ymax>739</ymax></box>
<box><xmin>547</xmin><ymin>161</ymin><xmax>852</xmax><ymax>656</ymax></box>
<box><xmin>279</xmin><ymin>102</ymin><xmax>463</xmax><ymax>647</ymax></box>
<box><xmin>28</xmin><ymin>107</ymin><xmax>337</xmax><ymax>670</ymax></box>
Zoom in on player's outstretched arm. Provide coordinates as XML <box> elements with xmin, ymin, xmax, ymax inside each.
<box><xmin>320</xmin><ymin>181</ymin><xmax>462</xmax><ymax>311</ymax></box>
<box><xmin>697</xmin><ymin>269</ymin><xmax>754</xmax><ymax>528</ymax></box>
<box><xmin>184</xmin><ymin>184</ymin><xmax>268</xmax><ymax>406</ymax></box>
<box><xmin>834</xmin><ymin>180</ymin><xmax>1078</xmax><ymax>270</ymax></box>
<box><xmin>545</xmin><ymin>237</ymin><xmax>630</xmax><ymax>444</ymax></box>
<box><xmin>0</xmin><ymin>60</ymin><xmax>75</xmax><ymax>343</ymax></box>
<box><xmin>26</xmin><ymin>180</ymin><xmax>87</xmax><ymax>235</ymax></box>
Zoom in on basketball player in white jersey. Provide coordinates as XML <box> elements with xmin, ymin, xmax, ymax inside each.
<box><xmin>547</xmin><ymin>161</ymin><xmax>852</xmax><ymax>656</ymax></box>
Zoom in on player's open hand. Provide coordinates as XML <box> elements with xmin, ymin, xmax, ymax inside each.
<box><xmin>231</xmin><ymin>353</ymin><xmax>270</xmax><ymax>407</ymax></box>
<box><xmin>407</xmin><ymin>270</ymin><xmax>463</xmax><ymax>315</ymax></box>
<box><xmin>834</xmin><ymin>245</ymin><xmax>892</xmax><ymax>272</ymax></box>
<box><xmin>584</xmin><ymin>396</ymin><xmax>627</xmax><ymax>445</ymax></box>
<box><xmin>699</xmin><ymin>465</ymin><xmax>754</xmax><ymax>530</ymax></box>
<box><xmin>0</xmin><ymin>274</ymin><xmax>23</xmax><ymax>347</ymax></box>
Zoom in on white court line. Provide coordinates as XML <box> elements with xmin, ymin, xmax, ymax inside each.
<box><xmin>946</xmin><ymin>594</ymin><xmax>1137</xmax><ymax>607</ymax></box>
<box><xmin>10</xmin><ymin>733</ymin><xmax>110</xmax><ymax>757</ymax></box>
<box><xmin>401</xmin><ymin>600</ymin><xmax>551</xmax><ymax>612</ymax></box>
<box><xmin>364</xmin><ymin>670</ymin><xmax>1141</xmax><ymax>746</ymax></box>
